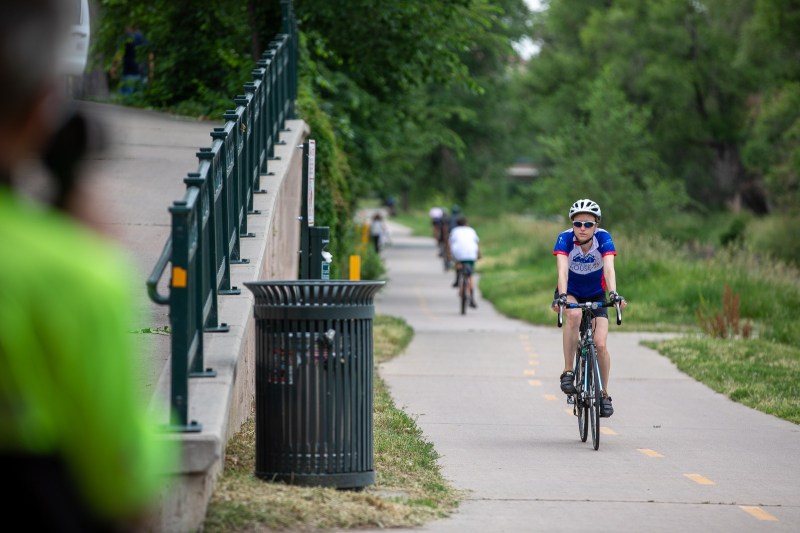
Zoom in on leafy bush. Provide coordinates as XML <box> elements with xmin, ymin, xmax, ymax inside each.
<box><xmin>744</xmin><ymin>214</ymin><xmax>800</xmax><ymax>265</ymax></box>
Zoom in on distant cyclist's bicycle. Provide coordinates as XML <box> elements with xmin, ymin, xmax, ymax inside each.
<box><xmin>558</xmin><ymin>300</ymin><xmax>622</xmax><ymax>450</ymax></box>
<box><xmin>456</xmin><ymin>262</ymin><xmax>474</xmax><ymax>315</ymax></box>
<box><xmin>440</xmin><ymin>240</ymin><xmax>452</xmax><ymax>271</ymax></box>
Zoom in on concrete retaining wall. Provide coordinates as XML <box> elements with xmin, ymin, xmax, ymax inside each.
<box><xmin>154</xmin><ymin>120</ymin><xmax>309</xmax><ymax>532</ymax></box>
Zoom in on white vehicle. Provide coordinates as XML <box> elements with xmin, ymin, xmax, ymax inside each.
<box><xmin>63</xmin><ymin>0</ymin><xmax>90</xmax><ymax>76</ymax></box>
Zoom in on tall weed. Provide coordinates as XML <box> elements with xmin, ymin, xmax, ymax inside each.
<box><xmin>697</xmin><ymin>284</ymin><xmax>752</xmax><ymax>339</ymax></box>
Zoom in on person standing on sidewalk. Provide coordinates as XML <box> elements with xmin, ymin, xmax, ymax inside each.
<box><xmin>369</xmin><ymin>211</ymin><xmax>390</xmax><ymax>253</ymax></box>
<box><xmin>550</xmin><ymin>199</ymin><xmax>627</xmax><ymax>417</ymax></box>
<box><xmin>0</xmin><ymin>0</ymin><xmax>176</xmax><ymax>529</ymax></box>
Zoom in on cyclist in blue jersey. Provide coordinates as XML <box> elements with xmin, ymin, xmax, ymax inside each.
<box><xmin>550</xmin><ymin>199</ymin><xmax>627</xmax><ymax>417</ymax></box>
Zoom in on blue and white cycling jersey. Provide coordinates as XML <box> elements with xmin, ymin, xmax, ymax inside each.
<box><xmin>553</xmin><ymin>228</ymin><xmax>616</xmax><ymax>299</ymax></box>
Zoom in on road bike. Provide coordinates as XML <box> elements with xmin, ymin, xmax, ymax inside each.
<box><xmin>456</xmin><ymin>262</ymin><xmax>475</xmax><ymax>315</ymax></box>
<box><xmin>439</xmin><ymin>239</ymin><xmax>452</xmax><ymax>271</ymax></box>
<box><xmin>558</xmin><ymin>300</ymin><xmax>622</xmax><ymax>450</ymax></box>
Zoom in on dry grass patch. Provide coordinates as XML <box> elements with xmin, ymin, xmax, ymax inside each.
<box><xmin>203</xmin><ymin>315</ymin><xmax>462</xmax><ymax>532</ymax></box>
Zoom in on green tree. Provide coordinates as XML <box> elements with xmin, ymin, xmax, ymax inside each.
<box><xmin>537</xmin><ymin>68</ymin><xmax>689</xmax><ymax>229</ymax></box>
<box><xmin>739</xmin><ymin>0</ymin><xmax>800</xmax><ymax>212</ymax></box>
<box><xmin>523</xmin><ymin>0</ymin><xmax>774</xmax><ymax>215</ymax></box>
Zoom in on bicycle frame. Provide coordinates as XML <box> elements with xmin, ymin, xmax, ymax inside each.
<box><xmin>557</xmin><ymin>299</ymin><xmax>622</xmax><ymax>450</ymax></box>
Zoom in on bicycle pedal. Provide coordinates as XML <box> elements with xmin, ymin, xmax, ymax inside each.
<box><xmin>566</xmin><ymin>395</ymin><xmax>574</xmax><ymax>405</ymax></box>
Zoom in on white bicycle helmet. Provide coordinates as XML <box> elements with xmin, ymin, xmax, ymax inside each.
<box><xmin>569</xmin><ymin>198</ymin><xmax>602</xmax><ymax>220</ymax></box>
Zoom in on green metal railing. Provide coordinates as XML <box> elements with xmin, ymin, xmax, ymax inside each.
<box><xmin>147</xmin><ymin>0</ymin><xmax>298</xmax><ymax>432</ymax></box>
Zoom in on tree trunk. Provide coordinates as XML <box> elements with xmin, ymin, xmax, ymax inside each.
<box><xmin>712</xmin><ymin>143</ymin><xmax>769</xmax><ymax>214</ymax></box>
<box><xmin>248</xmin><ymin>0</ymin><xmax>261</xmax><ymax>60</ymax></box>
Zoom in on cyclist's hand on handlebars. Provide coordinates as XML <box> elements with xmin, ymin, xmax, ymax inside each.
<box><xmin>551</xmin><ymin>292</ymin><xmax>568</xmax><ymax>311</ymax></box>
<box><xmin>609</xmin><ymin>291</ymin><xmax>627</xmax><ymax>309</ymax></box>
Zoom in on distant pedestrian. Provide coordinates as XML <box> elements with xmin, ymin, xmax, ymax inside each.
<box><xmin>111</xmin><ymin>24</ymin><xmax>152</xmax><ymax>95</ymax></box>
<box><xmin>0</xmin><ymin>1</ymin><xmax>177</xmax><ymax>529</ymax></box>
<box><xmin>370</xmin><ymin>212</ymin><xmax>389</xmax><ymax>252</ymax></box>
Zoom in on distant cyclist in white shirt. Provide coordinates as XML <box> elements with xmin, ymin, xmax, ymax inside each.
<box><xmin>448</xmin><ymin>215</ymin><xmax>480</xmax><ymax>308</ymax></box>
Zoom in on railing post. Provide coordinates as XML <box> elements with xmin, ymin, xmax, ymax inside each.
<box><xmin>281</xmin><ymin>0</ymin><xmax>297</xmax><ymax>118</ymax></box>
<box><xmin>185</xmin><ymin>170</ymin><xmax>230</xmax><ymax>334</ymax></box>
<box><xmin>263</xmin><ymin>46</ymin><xmax>280</xmax><ymax>155</ymax></box>
<box><xmin>223</xmin><ymin>107</ymin><xmax>253</xmax><ymax>240</ymax></box>
<box><xmin>257</xmin><ymin>55</ymin><xmax>275</xmax><ymax>162</ymax></box>
<box><xmin>212</xmin><ymin>125</ymin><xmax>250</xmax><ymax>266</ymax></box>
<box><xmin>167</xmin><ymin>191</ymin><xmax>205</xmax><ymax>432</ymax></box>
<box><xmin>234</xmin><ymin>93</ymin><xmax>259</xmax><ymax>219</ymax></box>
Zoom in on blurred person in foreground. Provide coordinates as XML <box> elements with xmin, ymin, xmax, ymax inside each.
<box><xmin>0</xmin><ymin>0</ymin><xmax>177</xmax><ymax>530</ymax></box>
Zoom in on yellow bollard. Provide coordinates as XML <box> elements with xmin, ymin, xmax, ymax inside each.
<box><xmin>349</xmin><ymin>255</ymin><xmax>361</xmax><ymax>280</ymax></box>
<box><xmin>361</xmin><ymin>222</ymin><xmax>370</xmax><ymax>245</ymax></box>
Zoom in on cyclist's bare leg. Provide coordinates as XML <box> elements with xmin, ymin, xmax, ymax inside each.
<box><xmin>562</xmin><ymin>296</ymin><xmax>580</xmax><ymax>371</ymax></box>
<box><xmin>593</xmin><ymin>317</ymin><xmax>610</xmax><ymax>390</ymax></box>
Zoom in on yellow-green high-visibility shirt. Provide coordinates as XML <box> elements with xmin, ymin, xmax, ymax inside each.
<box><xmin>0</xmin><ymin>187</ymin><xmax>177</xmax><ymax>520</ymax></box>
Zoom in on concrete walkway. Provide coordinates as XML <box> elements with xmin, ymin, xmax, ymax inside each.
<box><xmin>359</xmin><ymin>219</ymin><xmax>800</xmax><ymax>533</ymax></box>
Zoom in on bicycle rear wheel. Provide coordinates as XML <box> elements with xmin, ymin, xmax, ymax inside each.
<box><xmin>588</xmin><ymin>346</ymin><xmax>601</xmax><ymax>450</ymax></box>
<box><xmin>574</xmin><ymin>350</ymin><xmax>588</xmax><ymax>442</ymax></box>
<box><xmin>460</xmin><ymin>272</ymin><xmax>468</xmax><ymax>315</ymax></box>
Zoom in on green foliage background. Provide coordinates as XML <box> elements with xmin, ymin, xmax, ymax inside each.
<box><xmin>90</xmin><ymin>0</ymin><xmax>799</xmax><ymax>265</ymax></box>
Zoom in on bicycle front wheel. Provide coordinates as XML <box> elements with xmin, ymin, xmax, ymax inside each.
<box><xmin>588</xmin><ymin>346</ymin><xmax>601</xmax><ymax>450</ymax></box>
<box><xmin>574</xmin><ymin>350</ymin><xmax>588</xmax><ymax>442</ymax></box>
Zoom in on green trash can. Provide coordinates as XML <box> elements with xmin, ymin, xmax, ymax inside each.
<box><xmin>244</xmin><ymin>280</ymin><xmax>385</xmax><ymax>488</ymax></box>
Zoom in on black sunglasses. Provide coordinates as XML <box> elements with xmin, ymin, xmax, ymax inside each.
<box><xmin>572</xmin><ymin>221</ymin><xmax>596</xmax><ymax>229</ymax></box>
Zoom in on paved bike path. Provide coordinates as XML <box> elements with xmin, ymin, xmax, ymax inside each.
<box><xmin>357</xmin><ymin>219</ymin><xmax>800</xmax><ymax>533</ymax></box>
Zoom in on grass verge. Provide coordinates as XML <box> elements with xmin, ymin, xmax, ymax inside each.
<box><xmin>203</xmin><ymin>314</ymin><xmax>462</xmax><ymax>532</ymax></box>
<box><xmin>643</xmin><ymin>336</ymin><xmax>800</xmax><ymax>424</ymax></box>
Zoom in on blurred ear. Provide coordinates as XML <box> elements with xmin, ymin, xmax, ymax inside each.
<box><xmin>0</xmin><ymin>85</ymin><xmax>61</xmax><ymax>166</ymax></box>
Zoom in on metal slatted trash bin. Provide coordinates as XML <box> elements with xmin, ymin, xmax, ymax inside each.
<box><xmin>244</xmin><ymin>280</ymin><xmax>385</xmax><ymax>488</ymax></box>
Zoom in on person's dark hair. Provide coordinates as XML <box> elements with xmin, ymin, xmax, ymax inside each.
<box><xmin>0</xmin><ymin>0</ymin><xmax>67</xmax><ymax>127</ymax></box>
<box><xmin>457</xmin><ymin>215</ymin><xmax>467</xmax><ymax>226</ymax></box>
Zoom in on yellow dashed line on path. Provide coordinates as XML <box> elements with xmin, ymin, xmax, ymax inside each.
<box><xmin>414</xmin><ymin>288</ymin><xmax>440</xmax><ymax>322</ymax></box>
<box><xmin>528</xmin><ymin>360</ymin><xmax>540</xmax><ymax>366</ymax></box>
<box><xmin>637</xmin><ymin>449</ymin><xmax>663</xmax><ymax>458</ymax></box>
<box><xmin>544</xmin><ymin>394</ymin><xmax>557</xmax><ymax>401</ymax></box>
<box><xmin>600</xmin><ymin>427</ymin><xmax>617</xmax><ymax>435</ymax></box>
<box><xmin>528</xmin><ymin>380</ymin><xmax>541</xmax><ymax>386</ymax></box>
<box><xmin>523</xmin><ymin>369</ymin><xmax>536</xmax><ymax>376</ymax></box>
<box><xmin>684</xmin><ymin>474</ymin><xmax>715</xmax><ymax>485</ymax></box>
<box><xmin>740</xmin><ymin>506</ymin><xmax>778</xmax><ymax>521</ymax></box>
